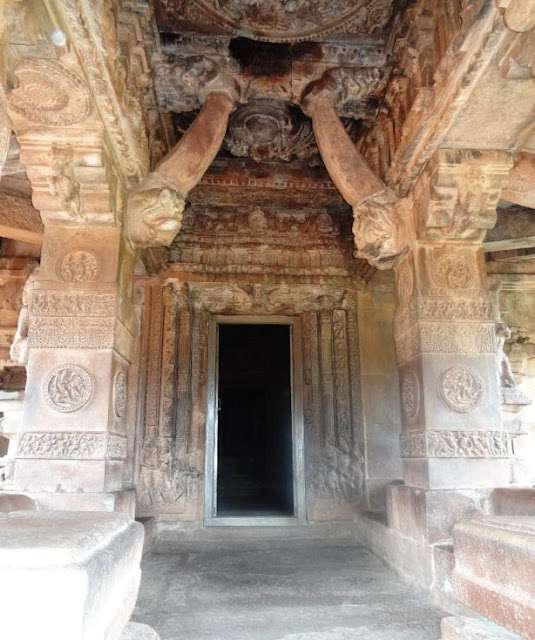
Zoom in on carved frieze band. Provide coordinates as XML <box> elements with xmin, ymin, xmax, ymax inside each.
<box><xmin>394</xmin><ymin>296</ymin><xmax>495</xmax><ymax>339</ymax></box>
<box><xmin>28</xmin><ymin>317</ymin><xmax>115</xmax><ymax>349</ymax></box>
<box><xmin>187</xmin><ymin>283</ymin><xmax>351</xmax><ymax>314</ymax></box>
<box><xmin>395</xmin><ymin>322</ymin><xmax>496</xmax><ymax>364</ymax></box>
<box><xmin>17</xmin><ymin>432</ymin><xmax>126</xmax><ymax>460</ymax></box>
<box><xmin>31</xmin><ymin>292</ymin><xmax>117</xmax><ymax>317</ymax></box>
<box><xmin>400</xmin><ymin>431</ymin><xmax>510</xmax><ymax>459</ymax></box>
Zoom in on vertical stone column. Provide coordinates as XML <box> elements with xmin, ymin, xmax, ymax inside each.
<box><xmin>394</xmin><ymin>150</ymin><xmax>513</xmax><ymax>490</ymax></box>
<box><xmin>6</xmin><ymin>57</ymin><xmax>139</xmax><ymax>513</ymax></box>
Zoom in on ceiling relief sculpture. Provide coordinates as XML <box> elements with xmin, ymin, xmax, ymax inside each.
<box><xmin>154</xmin><ymin>0</ymin><xmax>395</xmax><ymax>41</ymax></box>
<box><xmin>225</xmin><ymin>101</ymin><xmax>317</xmax><ymax>164</ymax></box>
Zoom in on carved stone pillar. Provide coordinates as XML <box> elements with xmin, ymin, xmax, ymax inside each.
<box><xmin>6</xmin><ymin>56</ymin><xmax>139</xmax><ymax>513</ymax></box>
<box><xmin>394</xmin><ymin>150</ymin><xmax>514</xmax><ymax>490</ymax></box>
<box><xmin>304</xmin><ymin>84</ymin><xmax>514</xmax><ymax>492</ymax></box>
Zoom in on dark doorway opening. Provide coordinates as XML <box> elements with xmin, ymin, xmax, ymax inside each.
<box><xmin>216</xmin><ymin>323</ymin><xmax>294</xmax><ymax>517</ymax></box>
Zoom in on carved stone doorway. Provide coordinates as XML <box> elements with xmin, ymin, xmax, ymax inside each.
<box><xmin>204</xmin><ymin>315</ymin><xmax>306</xmax><ymax>526</ymax></box>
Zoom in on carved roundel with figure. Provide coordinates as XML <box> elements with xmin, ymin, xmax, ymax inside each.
<box><xmin>57</xmin><ymin>250</ymin><xmax>100</xmax><ymax>283</ymax></box>
<box><xmin>432</xmin><ymin>254</ymin><xmax>474</xmax><ymax>290</ymax></box>
<box><xmin>401</xmin><ymin>371</ymin><xmax>419</xmax><ymax>420</ymax></box>
<box><xmin>43</xmin><ymin>364</ymin><xmax>93</xmax><ymax>413</ymax></box>
<box><xmin>439</xmin><ymin>367</ymin><xmax>484</xmax><ymax>413</ymax></box>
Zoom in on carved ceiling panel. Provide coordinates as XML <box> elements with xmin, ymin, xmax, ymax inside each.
<box><xmin>154</xmin><ymin>0</ymin><xmax>395</xmax><ymax>42</ymax></box>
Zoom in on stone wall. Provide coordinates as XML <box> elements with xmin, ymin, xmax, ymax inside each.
<box><xmin>134</xmin><ymin>205</ymin><xmax>377</xmax><ymax>522</ymax></box>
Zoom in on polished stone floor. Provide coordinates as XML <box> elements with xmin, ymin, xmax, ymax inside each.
<box><xmin>132</xmin><ymin>530</ymin><xmax>446</xmax><ymax>640</ymax></box>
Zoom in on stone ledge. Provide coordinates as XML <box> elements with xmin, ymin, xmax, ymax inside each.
<box><xmin>441</xmin><ymin>616</ymin><xmax>525</xmax><ymax>639</ymax></box>
<box><xmin>451</xmin><ymin>516</ymin><xmax>535</xmax><ymax>639</ymax></box>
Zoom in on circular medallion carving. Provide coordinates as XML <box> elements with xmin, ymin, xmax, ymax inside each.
<box><xmin>401</xmin><ymin>372</ymin><xmax>419</xmax><ymax>420</ymax></box>
<box><xmin>439</xmin><ymin>367</ymin><xmax>484</xmax><ymax>413</ymax></box>
<box><xmin>114</xmin><ymin>371</ymin><xmax>127</xmax><ymax>418</ymax></box>
<box><xmin>190</xmin><ymin>0</ymin><xmax>394</xmax><ymax>42</ymax></box>
<box><xmin>432</xmin><ymin>255</ymin><xmax>474</xmax><ymax>289</ymax></box>
<box><xmin>57</xmin><ymin>250</ymin><xmax>100</xmax><ymax>283</ymax></box>
<box><xmin>44</xmin><ymin>364</ymin><xmax>93</xmax><ymax>413</ymax></box>
<box><xmin>9</xmin><ymin>59</ymin><xmax>92</xmax><ymax>126</ymax></box>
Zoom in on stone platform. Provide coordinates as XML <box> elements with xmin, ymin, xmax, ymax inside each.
<box><xmin>0</xmin><ymin>511</ymin><xmax>144</xmax><ymax>640</ymax></box>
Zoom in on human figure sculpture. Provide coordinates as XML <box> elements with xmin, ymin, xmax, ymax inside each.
<box><xmin>496</xmin><ymin>322</ymin><xmax>517</xmax><ymax>388</ymax></box>
<box><xmin>10</xmin><ymin>266</ymin><xmax>39</xmax><ymax>365</ymax></box>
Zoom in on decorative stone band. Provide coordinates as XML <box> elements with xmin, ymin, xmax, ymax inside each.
<box><xmin>17</xmin><ymin>432</ymin><xmax>127</xmax><ymax>460</ymax></box>
<box><xmin>29</xmin><ymin>317</ymin><xmax>116</xmax><ymax>349</ymax></box>
<box><xmin>395</xmin><ymin>322</ymin><xmax>496</xmax><ymax>365</ymax></box>
<box><xmin>31</xmin><ymin>292</ymin><xmax>117</xmax><ymax>317</ymax></box>
<box><xmin>400</xmin><ymin>430</ymin><xmax>510</xmax><ymax>459</ymax></box>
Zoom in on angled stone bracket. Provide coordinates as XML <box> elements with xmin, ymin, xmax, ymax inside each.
<box><xmin>302</xmin><ymin>89</ymin><xmax>411</xmax><ymax>269</ymax></box>
<box><xmin>126</xmin><ymin>77</ymin><xmax>239</xmax><ymax>248</ymax></box>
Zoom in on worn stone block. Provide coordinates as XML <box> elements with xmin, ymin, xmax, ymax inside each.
<box><xmin>121</xmin><ymin>623</ymin><xmax>161</xmax><ymax>640</ymax></box>
<box><xmin>451</xmin><ymin>517</ymin><xmax>535</xmax><ymax>639</ymax></box>
<box><xmin>441</xmin><ymin>616</ymin><xmax>525</xmax><ymax>640</ymax></box>
<box><xmin>13</xmin><ymin>458</ymin><xmax>124</xmax><ymax>492</ymax></box>
<box><xmin>0</xmin><ymin>511</ymin><xmax>143</xmax><ymax>640</ymax></box>
<box><xmin>386</xmin><ymin>483</ymin><xmax>489</xmax><ymax>544</ymax></box>
<box><xmin>491</xmin><ymin>488</ymin><xmax>535</xmax><ymax>516</ymax></box>
<box><xmin>30</xmin><ymin>488</ymin><xmax>136</xmax><ymax>515</ymax></box>
<box><xmin>403</xmin><ymin>457</ymin><xmax>510</xmax><ymax>490</ymax></box>
<box><xmin>0</xmin><ymin>492</ymin><xmax>37</xmax><ymax>512</ymax></box>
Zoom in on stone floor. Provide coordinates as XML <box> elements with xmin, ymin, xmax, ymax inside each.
<box><xmin>132</xmin><ymin>529</ymin><xmax>446</xmax><ymax>640</ymax></box>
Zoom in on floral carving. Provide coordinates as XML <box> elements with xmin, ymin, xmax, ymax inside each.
<box><xmin>401</xmin><ymin>372</ymin><xmax>419</xmax><ymax>419</ymax></box>
<box><xmin>439</xmin><ymin>366</ymin><xmax>484</xmax><ymax>413</ymax></box>
<box><xmin>43</xmin><ymin>364</ymin><xmax>93</xmax><ymax>413</ymax></box>
<box><xmin>8</xmin><ymin>59</ymin><xmax>91</xmax><ymax>126</ymax></box>
<box><xmin>432</xmin><ymin>254</ymin><xmax>474</xmax><ymax>289</ymax></box>
<box><xmin>114</xmin><ymin>371</ymin><xmax>128</xmax><ymax>418</ymax></box>
<box><xmin>57</xmin><ymin>250</ymin><xmax>100</xmax><ymax>283</ymax></box>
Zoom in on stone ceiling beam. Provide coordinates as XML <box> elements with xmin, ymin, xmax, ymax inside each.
<box><xmin>484</xmin><ymin>205</ymin><xmax>535</xmax><ymax>253</ymax></box>
<box><xmin>0</xmin><ymin>191</ymin><xmax>43</xmax><ymax>245</ymax></box>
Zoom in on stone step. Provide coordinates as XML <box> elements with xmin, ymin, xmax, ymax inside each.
<box><xmin>441</xmin><ymin>616</ymin><xmax>525</xmax><ymax>640</ymax></box>
<box><xmin>451</xmin><ymin>517</ymin><xmax>535</xmax><ymax>639</ymax></box>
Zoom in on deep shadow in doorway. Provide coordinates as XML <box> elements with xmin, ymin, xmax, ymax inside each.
<box><xmin>216</xmin><ymin>323</ymin><xmax>294</xmax><ymax>517</ymax></box>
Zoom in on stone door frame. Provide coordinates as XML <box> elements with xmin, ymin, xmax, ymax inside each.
<box><xmin>204</xmin><ymin>313</ymin><xmax>307</xmax><ymax>526</ymax></box>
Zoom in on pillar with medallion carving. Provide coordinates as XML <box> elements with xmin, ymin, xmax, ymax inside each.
<box><xmin>4</xmin><ymin>0</ymin><xmax>238</xmax><ymax>512</ymax></box>
<box><xmin>303</xmin><ymin>87</ymin><xmax>514</xmax><ymax>496</ymax></box>
<box><xmin>5</xmin><ymin>54</ymin><xmax>141</xmax><ymax>512</ymax></box>
<box><xmin>393</xmin><ymin>149</ymin><xmax>513</xmax><ymax>490</ymax></box>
